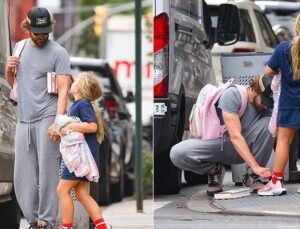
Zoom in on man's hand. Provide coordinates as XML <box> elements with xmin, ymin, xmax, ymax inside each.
<box><xmin>252</xmin><ymin>166</ymin><xmax>272</xmax><ymax>179</ymax></box>
<box><xmin>6</xmin><ymin>56</ymin><xmax>20</xmax><ymax>72</ymax></box>
<box><xmin>5</xmin><ymin>56</ymin><xmax>20</xmax><ymax>85</ymax></box>
<box><xmin>47</xmin><ymin>122</ymin><xmax>60</xmax><ymax>141</ymax></box>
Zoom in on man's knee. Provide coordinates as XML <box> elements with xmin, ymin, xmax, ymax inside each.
<box><xmin>170</xmin><ymin>144</ymin><xmax>185</xmax><ymax>168</ymax></box>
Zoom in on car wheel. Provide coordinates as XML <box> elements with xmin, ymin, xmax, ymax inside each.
<box><xmin>184</xmin><ymin>171</ymin><xmax>208</xmax><ymax>186</ymax></box>
<box><xmin>154</xmin><ymin>153</ymin><xmax>182</xmax><ymax>195</ymax></box>
<box><xmin>110</xmin><ymin>148</ymin><xmax>125</xmax><ymax>202</ymax></box>
<box><xmin>154</xmin><ymin>99</ymin><xmax>184</xmax><ymax>195</ymax></box>
<box><xmin>0</xmin><ymin>191</ymin><xmax>21</xmax><ymax>229</ymax></box>
<box><xmin>98</xmin><ymin>139</ymin><xmax>111</xmax><ymax>206</ymax></box>
<box><xmin>124</xmin><ymin>171</ymin><xmax>134</xmax><ymax>197</ymax></box>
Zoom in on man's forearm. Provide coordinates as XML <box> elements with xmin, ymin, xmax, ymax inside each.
<box><xmin>230</xmin><ymin>134</ymin><xmax>260</xmax><ymax>169</ymax></box>
<box><xmin>56</xmin><ymin>87</ymin><xmax>69</xmax><ymax>116</ymax></box>
<box><xmin>5</xmin><ymin>67</ymin><xmax>15</xmax><ymax>86</ymax></box>
<box><xmin>56</xmin><ymin>75</ymin><xmax>71</xmax><ymax>116</ymax></box>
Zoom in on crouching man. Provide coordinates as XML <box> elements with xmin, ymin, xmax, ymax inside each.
<box><xmin>170</xmin><ymin>75</ymin><xmax>275</xmax><ymax>195</ymax></box>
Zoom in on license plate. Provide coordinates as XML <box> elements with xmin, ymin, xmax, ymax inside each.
<box><xmin>154</xmin><ymin>103</ymin><xmax>167</xmax><ymax>115</ymax></box>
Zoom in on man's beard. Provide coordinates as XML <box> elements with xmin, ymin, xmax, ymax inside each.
<box><xmin>31</xmin><ymin>35</ymin><xmax>49</xmax><ymax>47</ymax></box>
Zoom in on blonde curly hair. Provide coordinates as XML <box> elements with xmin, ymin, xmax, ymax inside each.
<box><xmin>75</xmin><ymin>72</ymin><xmax>105</xmax><ymax>143</ymax></box>
<box><xmin>291</xmin><ymin>13</ymin><xmax>300</xmax><ymax>80</ymax></box>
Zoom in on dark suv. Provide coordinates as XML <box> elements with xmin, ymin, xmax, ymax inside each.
<box><xmin>0</xmin><ymin>0</ymin><xmax>21</xmax><ymax>228</ymax></box>
<box><xmin>70</xmin><ymin>57</ymin><xmax>135</xmax><ymax>205</ymax></box>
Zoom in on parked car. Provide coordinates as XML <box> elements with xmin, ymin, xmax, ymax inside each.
<box><xmin>207</xmin><ymin>0</ymin><xmax>279</xmax><ymax>81</ymax></box>
<box><xmin>154</xmin><ymin>0</ymin><xmax>240</xmax><ymax>194</ymax></box>
<box><xmin>0</xmin><ymin>0</ymin><xmax>22</xmax><ymax>228</ymax></box>
<box><xmin>255</xmin><ymin>1</ymin><xmax>300</xmax><ymax>40</ymax></box>
<box><xmin>70</xmin><ymin>57</ymin><xmax>135</xmax><ymax>205</ymax></box>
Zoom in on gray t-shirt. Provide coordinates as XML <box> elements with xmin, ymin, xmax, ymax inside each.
<box><xmin>217</xmin><ymin>87</ymin><xmax>261</xmax><ymax>133</ymax></box>
<box><xmin>14</xmin><ymin>39</ymin><xmax>71</xmax><ymax>123</ymax></box>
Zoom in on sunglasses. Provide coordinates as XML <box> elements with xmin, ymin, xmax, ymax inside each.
<box><xmin>32</xmin><ymin>32</ymin><xmax>49</xmax><ymax>36</ymax></box>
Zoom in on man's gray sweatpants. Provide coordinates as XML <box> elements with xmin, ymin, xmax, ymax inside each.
<box><xmin>14</xmin><ymin>116</ymin><xmax>61</xmax><ymax>226</ymax></box>
<box><xmin>170</xmin><ymin>117</ymin><xmax>275</xmax><ymax>175</ymax></box>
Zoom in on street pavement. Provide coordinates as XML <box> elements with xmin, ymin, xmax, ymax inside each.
<box><xmin>20</xmin><ymin>197</ymin><xmax>153</xmax><ymax>229</ymax></box>
<box><xmin>154</xmin><ymin>170</ymin><xmax>300</xmax><ymax>229</ymax></box>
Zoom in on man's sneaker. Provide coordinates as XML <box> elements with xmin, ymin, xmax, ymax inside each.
<box><xmin>37</xmin><ymin>220</ymin><xmax>54</xmax><ymax>229</ymax></box>
<box><xmin>28</xmin><ymin>224</ymin><xmax>38</xmax><ymax>229</ymax></box>
<box><xmin>39</xmin><ymin>225</ymin><xmax>54</xmax><ymax>229</ymax></box>
<box><xmin>258</xmin><ymin>180</ymin><xmax>287</xmax><ymax>196</ymax></box>
<box><xmin>242</xmin><ymin>169</ymin><xmax>264</xmax><ymax>193</ymax></box>
<box><xmin>206</xmin><ymin>164</ymin><xmax>225</xmax><ymax>196</ymax></box>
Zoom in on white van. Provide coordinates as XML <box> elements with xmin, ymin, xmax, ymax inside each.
<box><xmin>154</xmin><ymin>0</ymin><xmax>240</xmax><ymax>194</ymax></box>
<box><xmin>208</xmin><ymin>0</ymin><xmax>278</xmax><ymax>81</ymax></box>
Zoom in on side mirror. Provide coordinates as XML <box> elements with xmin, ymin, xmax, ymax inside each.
<box><xmin>125</xmin><ymin>91</ymin><xmax>134</xmax><ymax>103</ymax></box>
<box><xmin>217</xmin><ymin>4</ymin><xmax>240</xmax><ymax>46</ymax></box>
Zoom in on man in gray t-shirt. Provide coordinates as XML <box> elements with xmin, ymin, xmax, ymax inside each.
<box><xmin>170</xmin><ymin>75</ymin><xmax>275</xmax><ymax>195</ymax></box>
<box><xmin>5</xmin><ymin>7</ymin><xmax>71</xmax><ymax>228</ymax></box>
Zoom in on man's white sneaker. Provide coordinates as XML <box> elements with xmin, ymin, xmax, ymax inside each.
<box><xmin>258</xmin><ymin>180</ymin><xmax>287</xmax><ymax>196</ymax></box>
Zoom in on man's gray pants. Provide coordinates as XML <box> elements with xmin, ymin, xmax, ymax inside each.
<box><xmin>14</xmin><ymin>116</ymin><xmax>60</xmax><ymax>226</ymax></box>
<box><xmin>170</xmin><ymin>117</ymin><xmax>275</xmax><ymax>176</ymax></box>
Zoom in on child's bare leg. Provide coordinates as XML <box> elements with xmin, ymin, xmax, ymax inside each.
<box><xmin>57</xmin><ymin>179</ymin><xmax>80</xmax><ymax>225</ymax></box>
<box><xmin>274</xmin><ymin>127</ymin><xmax>296</xmax><ymax>172</ymax></box>
<box><xmin>74</xmin><ymin>181</ymin><xmax>103</xmax><ymax>221</ymax></box>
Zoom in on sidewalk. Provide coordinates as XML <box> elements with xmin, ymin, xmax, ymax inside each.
<box><xmin>187</xmin><ymin>171</ymin><xmax>300</xmax><ymax>217</ymax></box>
<box><xmin>20</xmin><ymin>197</ymin><xmax>153</xmax><ymax>229</ymax></box>
<box><xmin>102</xmin><ymin>197</ymin><xmax>153</xmax><ymax>229</ymax></box>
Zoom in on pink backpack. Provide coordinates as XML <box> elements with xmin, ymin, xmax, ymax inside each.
<box><xmin>189</xmin><ymin>79</ymin><xmax>248</xmax><ymax>139</ymax></box>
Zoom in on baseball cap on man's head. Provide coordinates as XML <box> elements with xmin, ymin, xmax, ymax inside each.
<box><xmin>258</xmin><ymin>74</ymin><xmax>273</xmax><ymax>109</ymax></box>
<box><xmin>27</xmin><ymin>7</ymin><xmax>52</xmax><ymax>34</ymax></box>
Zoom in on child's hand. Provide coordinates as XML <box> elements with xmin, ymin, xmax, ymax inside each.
<box><xmin>60</xmin><ymin>124</ymin><xmax>73</xmax><ymax>136</ymax></box>
<box><xmin>52</xmin><ymin>134</ymin><xmax>61</xmax><ymax>142</ymax></box>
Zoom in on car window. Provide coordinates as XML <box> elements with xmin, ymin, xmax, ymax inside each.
<box><xmin>239</xmin><ymin>9</ymin><xmax>256</xmax><ymax>42</ymax></box>
<box><xmin>70</xmin><ymin>67</ymin><xmax>111</xmax><ymax>94</ymax></box>
<box><xmin>208</xmin><ymin>6</ymin><xmax>256</xmax><ymax>43</ymax></box>
<box><xmin>171</xmin><ymin>0</ymin><xmax>201</xmax><ymax>20</ymax></box>
<box><xmin>70</xmin><ymin>64</ymin><xmax>123</xmax><ymax>99</ymax></box>
<box><xmin>254</xmin><ymin>10</ymin><xmax>278</xmax><ymax>48</ymax></box>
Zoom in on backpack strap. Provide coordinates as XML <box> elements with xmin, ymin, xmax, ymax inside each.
<box><xmin>12</xmin><ymin>39</ymin><xmax>27</xmax><ymax>80</ymax></box>
<box><xmin>14</xmin><ymin>39</ymin><xmax>27</xmax><ymax>58</ymax></box>
<box><xmin>235</xmin><ymin>85</ymin><xmax>248</xmax><ymax>118</ymax></box>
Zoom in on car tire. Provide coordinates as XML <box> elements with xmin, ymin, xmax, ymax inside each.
<box><xmin>98</xmin><ymin>138</ymin><xmax>111</xmax><ymax>206</ymax></box>
<box><xmin>184</xmin><ymin>171</ymin><xmax>208</xmax><ymax>186</ymax></box>
<box><xmin>110</xmin><ymin>148</ymin><xmax>125</xmax><ymax>202</ymax></box>
<box><xmin>154</xmin><ymin>97</ymin><xmax>185</xmax><ymax>195</ymax></box>
<box><xmin>124</xmin><ymin>171</ymin><xmax>134</xmax><ymax>197</ymax></box>
<box><xmin>0</xmin><ymin>192</ymin><xmax>21</xmax><ymax>229</ymax></box>
<box><xmin>154</xmin><ymin>153</ymin><xmax>182</xmax><ymax>195</ymax></box>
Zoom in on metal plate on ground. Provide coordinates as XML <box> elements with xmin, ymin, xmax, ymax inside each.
<box><xmin>213</xmin><ymin>193</ymin><xmax>300</xmax><ymax>216</ymax></box>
